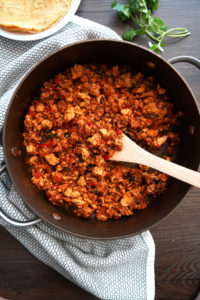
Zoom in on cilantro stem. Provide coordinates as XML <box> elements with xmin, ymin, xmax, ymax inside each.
<box><xmin>130</xmin><ymin>15</ymin><xmax>139</xmax><ymax>25</ymax></box>
<box><xmin>145</xmin><ymin>26</ymin><xmax>190</xmax><ymax>46</ymax></box>
<box><xmin>145</xmin><ymin>30</ymin><xmax>160</xmax><ymax>42</ymax></box>
<box><xmin>140</xmin><ymin>12</ymin><xmax>143</xmax><ymax>24</ymax></box>
<box><xmin>166</xmin><ymin>27</ymin><xmax>189</xmax><ymax>33</ymax></box>
<box><xmin>164</xmin><ymin>28</ymin><xmax>190</xmax><ymax>38</ymax></box>
<box><xmin>166</xmin><ymin>33</ymin><xmax>190</xmax><ymax>38</ymax></box>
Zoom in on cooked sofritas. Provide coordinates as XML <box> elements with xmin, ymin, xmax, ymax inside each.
<box><xmin>23</xmin><ymin>64</ymin><xmax>182</xmax><ymax>221</ymax></box>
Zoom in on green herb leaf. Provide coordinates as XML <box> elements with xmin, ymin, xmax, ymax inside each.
<box><xmin>146</xmin><ymin>0</ymin><xmax>159</xmax><ymax>10</ymax></box>
<box><xmin>111</xmin><ymin>0</ymin><xmax>190</xmax><ymax>53</ymax></box>
<box><xmin>117</xmin><ymin>11</ymin><xmax>129</xmax><ymax>21</ymax></box>
<box><xmin>129</xmin><ymin>0</ymin><xmax>140</xmax><ymax>14</ymax></box>
<box><xmin>136</xmin><ymin>27</ymin><xmax>146</xmax><ymax>35</ymax></box>
<box><xmin>123</xmin><ymin>27</ymin><xmax>137</xmax><ymax>40</ymax></box>
<box><xmin>143</xmin><ymin>9</ymin><xmax>151</xmax><ymax>24</ymax></box>
<box><xmin>138</xmin><ymin>0</ymin><xmax>148</xmax><ymax>14</ymax></box>
<box><xmin>148</xmin><ymin>42</ymin><xmax>159</xmax><ymax>53</ymax></box>
<box><xmin>148</xmin><ymin>41</ymin><xmax>165</xmax><ymax>53</ymax></box>
<box><xmin>112</xmin><ymin>0</ymin><xmax>131</xmax><ymax>21</ymax></box>
<box><xmin>152</xmin><ymin>16</ymin><xmax>164</xmax><ymax>27</ymax></box>
<box><xmin>148</xmin><ymin>16</ymin><xmax>164</xmax><ymax>33</ymax></box>
<box><xmin>162</xmin><ymin>25</ymin><xmax>168</xmax><ymax>32</ymax></box>
<box><xmin>111</xmin><ymin>0</ymin><xmax>124</xmax><ymax>11</ymax></box>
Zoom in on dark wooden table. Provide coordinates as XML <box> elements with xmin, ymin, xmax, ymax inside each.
<box><xmin>1</xmin><ymin>1</ymin><xmax>200</xmax><ymax>299</ymax></box>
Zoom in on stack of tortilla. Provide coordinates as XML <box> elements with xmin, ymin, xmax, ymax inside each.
<box><xmin>0</xmin><ymin>0</ymin><xmax>72</xmax><ymax>33</ymax></box>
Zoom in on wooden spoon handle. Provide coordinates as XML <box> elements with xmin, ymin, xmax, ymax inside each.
<box><xmin>136</xmin><ymin>149</ymin><xmax>200</xmax><ymax>188</ymax></box>
<box><xmin>111</xmin><ymin>135</ymin><xmax>200</xmax><ymax>188</ymax></box>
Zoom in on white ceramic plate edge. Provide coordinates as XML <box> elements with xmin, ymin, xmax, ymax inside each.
<box><xmin>0</xmin><ymin>0</ymin><xmax>81</xmax><ymax>41</ymax></box>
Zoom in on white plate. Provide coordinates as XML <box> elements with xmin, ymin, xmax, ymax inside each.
<box><xmin>0</xmin><ymin>0</ymin><xmax>81</xmax><ymax>41</ymax></box>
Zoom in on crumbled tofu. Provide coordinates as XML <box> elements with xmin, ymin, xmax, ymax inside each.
<box><xmin>120</xmin><ymin>193</ymin><xmax>134</xmax><ymax>206</ymax></box>
<box><xmin>36</xmin><ymin>103</ymin><xmax>45</xmax><ymax>112</ymax></box>
<box><xmin>167</xmin><ymin>132</ymin><xmax>180</xmax><ymax>143</ymax></box>
<box><xmin>78</xmin><ymin>176</ymin><xmax>86</xmax><ymax>186</ymax></box>
<box><xmin>78</xmin><ymin>92</ymin><xmax>91</xmax><ymax>101</ymax></box>
<box><xmin>95</xmin><ymin>155</ymin><xmax>105</xmax><ymax>166</ymax></box>
<box><xmin>26</xmin><ymin>144</ymin><xmax>36</xmax><ymax>154</ymax></box>
<box><xmin>72</xmin><ymin>198</ymin><xmax>84</xmax><ymax>205</ymax></box>
<box><xmin>29</xmin><ymin>156</ymin><xmax>38</xmax><ymax>165</ymax></box>
<box><xmin>100</xmin><ymin>128</ymin><xmax>110</xmax><ymax>138</ymax></box>
<box><xmin>41</xmin><ymin>119</ymin><xmax>52</xmax><ymax>129</ymax></box>
<box><xmin>29</xmin><ymin>105</ymin><xmax>35</xmax><ymax>112</ymax></box>
<box><xmin>64</xmin><ymin>188</ymin><xmax>80</xmax><ymax>198</ymax></box>
<box><xmin>153</xmin><ymin>136</ymin><xmax>168</xmax><ymax>148</ymax></box>
<box><xmin>148</xmin><ymin>129</ymin><xmax>159</xmax><ymax>138</ymax></box>
<box><xmin>96</xmin><ymin>214</ymin><xmax>107</xmax><ymax>221</ymax></box>
<box><xmin>163</xmin><ymin>156</ymin><xmax>171</xmax><ymax>162</ymax></box>
<box><xmin>45</xmin><ymin>153</ymin><xmax>59</xmax><ymax>165</ymax></box>
<box><xmin>114</xmin><ymin>138</ymin><xmax>123</xmax><ymax>150</ymax></box>
<box><xmin>97</xmin><ymin>95</ymin><xmax>105</xmax><ymax>104</ymax></box>
<box><xmin>71</xmin><ymin>191</ymin><xmax>80</xmax><ymax>198</ymax></box>
<box><xmin>92</xmin><ymin>166</ymin><xmax>105</xmax><ymax>177</ymax></box>
<box><xmin>110</xmin><ymin>172</ymin><xmax>123</xmax><ymax>182</ymax></box>
<box><xmin>81</xmin><ymin>147</ymin><xmax>90</xmax><ymax>159</ymax></box>
<box><xmin>121</xmin><ymin>108</ymin><xmax>131</xmax><ymax>115</ymax></box>
<box><xmin>120</xmin><ymin>73</ymin><xmax>132</xmax><ymax>88</ymax></box>
<box><xmin>71</xmin><ymin>131</ymin><xmax>79</xmax><ymax>141</ymax></box>
<box><xmin>112</xmin><ymin>65</ymin><xmax>119</xmax><ymax>77</ymax></box>
<box><xmin>64</xmin><ymin>106</ymin><xmax>75</xmax><ymax>122</ymax></box>
<box><xmin>88</xmin><ymin>133</ymin><xmax>102</xmax><ymax>146</ymax></box>
<box><xmin>135</xmin><ymin>85</ymin><xmax>145</xmax><ymax>94</ymax></box>
<box><xmin>71</xmin><ymin>64</ymin><xmax>84</xmax><ymax>79</ymax></box>
<box><xmin>24</xmin><ymin>114</ymin><xmax>31</xmax><ymax>123</ymax></box>
<box><xmin>157</xmin><ymin>86</ymin><xmax>166</xmax><ymax>95</ymax></box>
<box><xmin>64</xmin><ymin>187</ymin><xmax>72</xmax><ymax>197</ymax></box>
<box><xmin>74</xmin><ymin>105</ymin><xmax>82</xmax><ymax>116</ymax></box>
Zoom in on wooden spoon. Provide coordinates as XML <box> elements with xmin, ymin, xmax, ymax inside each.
<box><xmin>110</xmin><ymin>134</ymin><xmax>200</xmax><ymax>188</ymax></box>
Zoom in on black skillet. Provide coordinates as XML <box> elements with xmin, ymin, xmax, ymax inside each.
<box><xmin>1</xmin><ymin>40</ymin><xmax>200</xmax><ymax>239</ymax></box>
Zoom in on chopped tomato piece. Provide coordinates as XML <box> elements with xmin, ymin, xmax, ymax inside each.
<box><xmin>115</xmin><ymin>124</ymin><xmax>121</xmax><ymax>135</ymax></box>
<box><xmin>49</xmin><ymin>139</ymin><xmax>55</xmax><ymax>147</ymax></box>
<box><xmin>28</xmin><ymin>111</ymin><xmax>35</xmax><ymax>117</ymax></box>
<box><xmin>46</xmin><ymin>191</ymin><xmax>51</xmax><ymax>197</ymax></box>
<box><xmin>103</xmin><ymin>154</ymin><xmax>109</xmax><ymax>161</ymax></box>
<box><xmin>53</xmin><ymin>174</ymin><xmax>63</xmax><ymax>184</ymax></box>
<box><xmin>54</xmin><ymin>77</ymin><xmax>60</xmax><ymax>84</ymax></box>
<box><xmin>38</xmin><ymin>150</ymin><xmax>49</xmax><ymax>158</ymax></box>
<box><xmin>68</xmin><ymin>153</ymin><xmax>74</xmax><ymax>165</ymax></box>
<box><xmin>38</xmin><ymin>143</ymin><xmax>49</xmax><ymax>148</ymax></box>
<box><xmin>34</xmin><ymin>171</ymin><xmax>42</xmax><ymax>178</ymax></box>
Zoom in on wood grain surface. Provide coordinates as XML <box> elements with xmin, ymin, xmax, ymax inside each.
<box><xmin>1</xmin><ymin>0</ymin><xmax>200</xmax><ymax>299</ymax></box>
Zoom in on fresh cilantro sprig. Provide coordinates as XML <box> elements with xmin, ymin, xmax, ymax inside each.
<box><xmin>111</xmin><ymin>0</ymin><xmax>190</xmax><ymax>53</ymax></box>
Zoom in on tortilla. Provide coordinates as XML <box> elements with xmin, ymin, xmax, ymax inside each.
<box><xmin>0</xmin><ymin>0</ymin><xmax>72</xmax><ymax>33</ymax></box>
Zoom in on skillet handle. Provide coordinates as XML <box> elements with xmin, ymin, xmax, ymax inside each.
<box><xmin>169</xmin><ymin>56</ymin><xmax>200</xmax><ymax>69</ymax></box>
<box><xmin>0</xmin><ymin>210</ymin><xmax>42</xmax><ymax>227</ymax></box>
<box><xmin>0</xmin><ymin>164</ymin><xmax>42</xmax><ymax>227</ymax></box>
